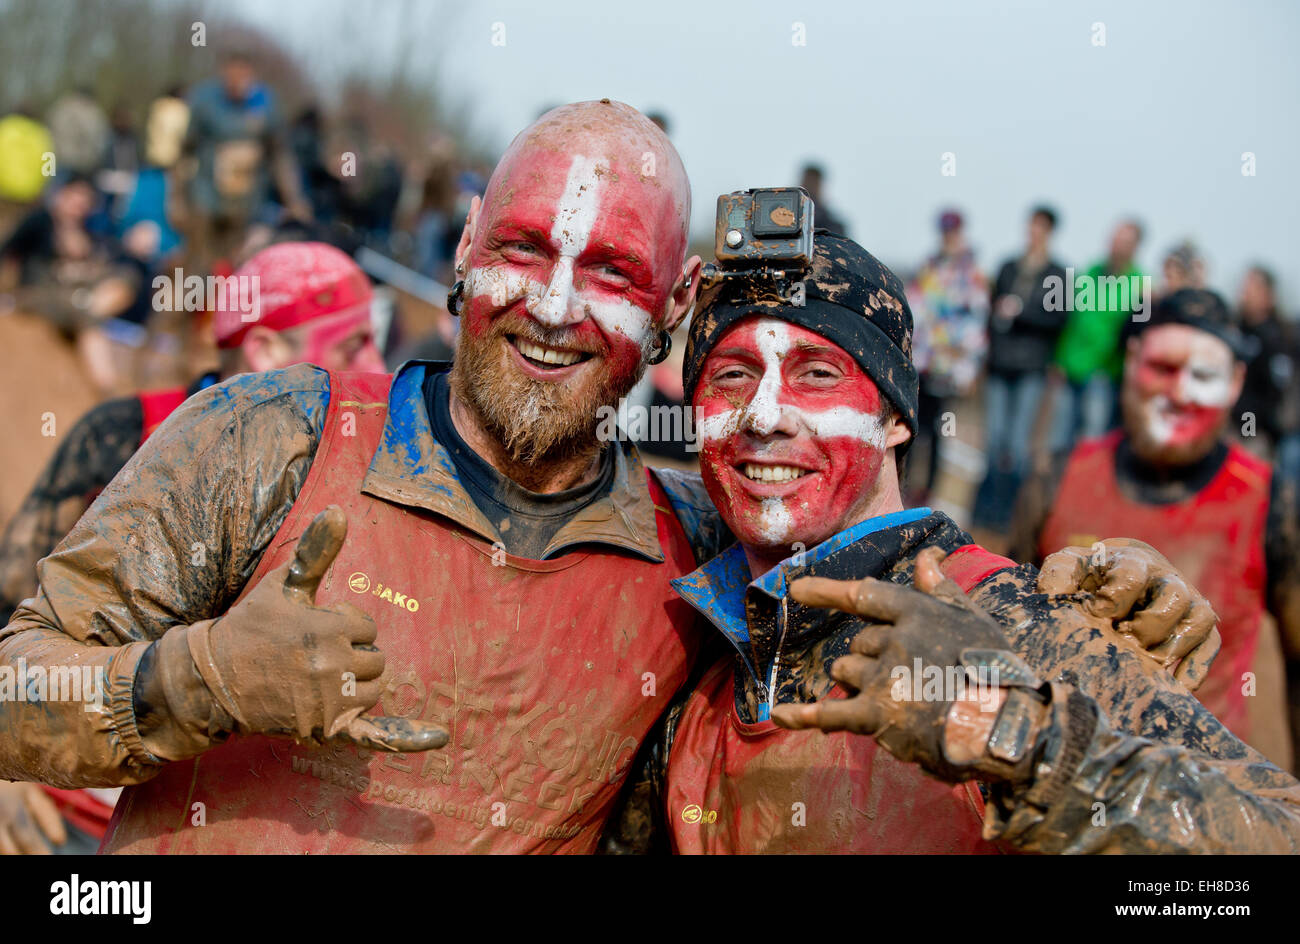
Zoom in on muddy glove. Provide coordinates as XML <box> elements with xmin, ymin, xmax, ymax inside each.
<box><xmin>772</xmin><ymin>547</ymin><xmax>1053</xmax><ymax>786</ymax></box>
<box><xmin>0</xmin><ymin>781</ymin><xmax>66</xmax><ymax>855</ymax></box>
<box><xmin>1038</xmin><ymin>537</ymin><xmax>1219</xmax><ymax>691</ymax></box>
<box><xmin>141</xmin><ymin>506</ymin><xmax>448</xmax><ymax>759</ymax></box>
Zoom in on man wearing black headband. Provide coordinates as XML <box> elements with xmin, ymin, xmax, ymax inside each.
<box><xmin>603</xmin><ymin>236</ymin><xmax>1300</xmax><ymax>854</ymax></box>
<box><xmin>1013</xmin><ymin>288</ymin><xmax>1300</xmax><ymax>769</ymax></box>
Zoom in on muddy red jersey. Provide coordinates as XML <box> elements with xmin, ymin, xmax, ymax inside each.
<box><xmin>1038</xmin><ymin>432</ymin><xmax>1270</xmax><ymax>739</ymax></box>
<box><xmin>102</xmin><ymin>368</ymin><xmax>702</xmax><ymax>853</ymax></box>
<box><xmin>665</xmin><ymin>540</ymin><xmax>1008</xmax><ymax>854</ymax></box>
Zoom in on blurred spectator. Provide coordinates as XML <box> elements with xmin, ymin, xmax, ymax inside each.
<box><xmin>1234</xmin><ymin>265</ymin><xmax>1300</xmax><ymax>456</ymax></box>
<box><xmin>1050</xmin><ymin>218</ymin><xmax>1146</xmax><ymax>452</ymax></box>
<box><xmin>411</xmin><ymin>135</ymin><xmax>460</xmax><ymax>282</ymax></box>
<box><xmin>290</xmin><ymin>106</ymin><xmax>342</xmax><ymax>224</ymax></box>
<box><xmin>907</xmin><ymin>208</ymin><xmax>987</xmax><ymax>503</ymax></box>
<box><xmin>45</xmin><ymin>87</ymin><xmax>108</xmax><ymax>178</ymax></box>
<box><xmin>0</xmin><ymin>173</ymin><xmax>154</xmax><ymax>393</ymax></box>
<box><xmin>1161</xmin><ymin>240</ymin><xmax>1206</xmax><ymax>295</ymax></box>
<box><xmin>104</xmin><ymin>104</ymin><xmax>140</xmax><ymax>175</ymax></box>
<box><xmin>0</xmin><ymin>107</ymin><xmax>54</xmax><ymax>206</ymax></box>
<box><xmin>800</xmin><ymin>162</ymin><xmax>847</xmax><ymax>236</ymax></box>
<box><xmin>180</xmin><ymin>49</ymin><xmax>308</xmax><ymax>272</ymax></box>
<box><xmin>332</xmin><ymin>118</ymin><xmax>403</xmax><ymax>245</ymax></box>
<box><xmin>0</xmin><ymin>173</ymin><xmax>102</xmax><ymax>290</ymax></box>
<box><xmin>144</xmin><ymin>88</ymin><xmax>190</xmax><ymax>170</ymax></box>
<box><xmin>973</xmin><ymin>204</ymin><xmax>1067</xmax><ymax>530</ymax></box>
<box><xmin>97</xmin><ymin>104</ymin><xmax>142</xmax><ymax>219</ymax></box>
<box><xmin>117</xmin><ymin>89</ymin><xmax>189</xmax><ymax>262</ymax></box>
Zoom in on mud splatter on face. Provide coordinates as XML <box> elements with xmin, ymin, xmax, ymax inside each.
<box><xmin>693</xmin><ymin>317</ymin><xmax>890</xmax><ymax>553</ymax></box>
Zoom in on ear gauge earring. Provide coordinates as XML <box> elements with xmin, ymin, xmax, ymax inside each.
<box><xmin>447</xmin><ymin>279</ymin><xmax>466</xmax><ymax>317</ymax></box>
<box><xmin>647</xmin><ymin>329</ymin><xmax>672</xmax><ymax>365</ymax></box>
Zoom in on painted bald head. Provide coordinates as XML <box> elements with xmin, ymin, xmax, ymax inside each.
<box><xmin>451</xmin><ymin>100</ymin><xmax>700</xmax><ymax>465</ymax></box>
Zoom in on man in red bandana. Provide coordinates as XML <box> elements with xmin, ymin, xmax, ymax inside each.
<box><xmin>0</xmin><ymin>240</ymin><xmax>384</xmax><ymax>853</ymax></box>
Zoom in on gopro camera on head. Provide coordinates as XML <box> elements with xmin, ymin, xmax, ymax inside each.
<box><xmin>701</xmin><ymin>188</ymin><xmax>815</xmax><ymax>293</ymax></box>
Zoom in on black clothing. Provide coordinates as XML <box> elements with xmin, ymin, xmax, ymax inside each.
<box><xmin>987</xmin><ymin>255</ymin><xmax>1069</xmax><ymax>376</ymax></box>
<box><xmin>1236</xmin><ymin>311</ymin><xmax>1300</xmax><ymax>444</ymax></box>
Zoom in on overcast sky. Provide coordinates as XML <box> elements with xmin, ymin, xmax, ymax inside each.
<box><xmin>230</xmin><ymin>0</ymin><xmax>1300</xmax><ymax>307</ymax></box>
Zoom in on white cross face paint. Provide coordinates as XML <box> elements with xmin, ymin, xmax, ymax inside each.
<box><xmin>1142</xmin><ymin>395</ymin><xmax>1179</xmax><ymax>445</ymax></box>
<box><xmin>1177</xmin><ymin>357</ymin><xmax>1234</xmax><ymax>408</ymax></box>
<box><xmin>533</xmin><ymin>154</ymin><xmax>603</xmax><ymax>328</ymax></box>
<box><xmin>693</xmin><ymin>316</ymin><xmax>895</xmax><ymax>554</ymax></box>
<box><xmin>467</xmin><ymin>267</ymin><xmax>541</xmax><ymax>310</ymax></box>
<box><xmin>696</xmin><ymin>318</ymin><xmax>888</xmax><ymax>448</ymax></box>
<box><xmin>466</xmin><ymin>154</ymin><xmax>656</xmax><ymax>349</ymax></box>
<box><xmin>758</xmin><ymin>497</ymin><xmax>794</xmax><ymax>544</ymax></box>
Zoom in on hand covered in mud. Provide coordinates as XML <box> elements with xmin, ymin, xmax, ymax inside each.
<box><xmin>0</xmin><ymin>780</ymin><xmax>65</xmax><ymax>854</ymax></box>
<box><xmin>772</xmin><ymin>548</ymin><xmax>1044</xmax><ymax>784</ymax></box>
<box><xmin>188</xmin><ymin>506</ymin><xmax>448</xmax><ymax>753</ymax></box>
<box><xmin>1038</xmin><ymin>537</ymin><xmax>1219</xmax><ymax>691</ymax></box>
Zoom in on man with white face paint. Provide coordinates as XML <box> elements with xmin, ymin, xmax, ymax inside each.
<box><xmin>1014</xmin><ymin>288</ymin><xmax>1300</xmax><ymax>765</ymax></box>
<box><xmin>0</xmin><ymin>100</ymin><xmax>732</xmax><ymax>853</ymax></box>
<box><xmin>601</xmin><ymin>236</ymin><xmax>1300</xmax><ymax>854</ymax></box>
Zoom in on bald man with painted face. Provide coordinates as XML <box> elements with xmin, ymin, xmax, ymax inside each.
<box><xmin>0</xmin><ymin>101</ymin><xmax>723</xmax><ymax>853</ymax></box>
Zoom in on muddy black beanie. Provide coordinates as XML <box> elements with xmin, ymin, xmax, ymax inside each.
<box><xmin>1120</xmin><ymin>287</ymin><xmax>1257</xmax><ymax>361</ymax></box>
<box><xmin>683</xmin><ymin>230</ymin><xmax>919</xmax><ymax>445</ymax></box>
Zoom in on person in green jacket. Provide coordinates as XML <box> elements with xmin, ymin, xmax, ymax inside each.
<box><xmin>1050</xmin><ymin>218</ymin><xmax>1147</xmax><ymax>452</ymax></box>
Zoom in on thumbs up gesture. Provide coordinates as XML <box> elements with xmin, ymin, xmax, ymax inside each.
<box><xmin>185</xmin><ymin>506</ymin><xmax>447</xmax><ymax>753</ymax></box>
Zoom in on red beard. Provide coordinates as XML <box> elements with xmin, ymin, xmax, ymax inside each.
<box><xmin>450</xmin><ymin>310</ymin><xmax>645</xmax><ymax>466</ymax></box>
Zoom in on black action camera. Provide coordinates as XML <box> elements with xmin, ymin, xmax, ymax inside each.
<box><xmin>700</xmin><ymin>187</ymin><xmax>815</xmax><ymax>291</ymax></box>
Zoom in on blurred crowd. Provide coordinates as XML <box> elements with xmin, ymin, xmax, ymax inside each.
<box><xmin>4</xmin><ymin>53</ymin><xmax>1297</xmax><ymax>538</ymax></box>
<box><xmin>0</xmin><ymin>49</ymin><xmax>487</xmax><ymax>397</ymax></box>
<box><xmin>901</xmin><ymin>204</ymin><xmax>1300</xmax><ymax>539</ymax></box>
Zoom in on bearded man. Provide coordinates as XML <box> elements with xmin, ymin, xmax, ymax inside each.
<box><xmin>601</xmin><ymin>233</ymin><xmax>1300</xmax><ymax>854</ymax></box>
<box><xmin>1012</xmin><ymin>288</ymin><xmax>1300</xmax><ymax>764</ymax></box>
<box><xmin>0</xmin><ymin>100</ymin><xmax>721</xmax><ymax>853</ymax></box>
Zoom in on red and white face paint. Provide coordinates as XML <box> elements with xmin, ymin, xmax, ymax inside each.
<box><xmin>450</xmin><ymin>134</ymin><xmax>689</xmax><ymax>464</ymax></box>
<box><xmin>460</xmin><ymin>149</ymin><xmax>683</xmax><ymax>390</ymax></box>
<box><xmin>292</xmin><ymin>305</ymin><xmax>385</xmax><ymax>373</ymax></box>
<box><xmin>694</xmin><ymin>317</ymin><xmax>896</xmax><ymax>556</ymax></box>
<box><xmin>1124</xmin><ymin>324</ymin><xmax>1237</xmax><ymax>463</ymax></box>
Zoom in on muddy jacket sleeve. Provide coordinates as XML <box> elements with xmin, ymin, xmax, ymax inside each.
<box><xmin>973</xmin><ymin>565</ymin><xmax>1300</xmax><ymax>853</ymax></box>
<box><xmin>0</xmin><ymin>365</ymin><xmax>328</xmax><ymax>788</ymax></box>
<box><xmin>982</xmin><ymin>680</ymin><xmax>1300</xmax><ymax>854</ymax></box>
